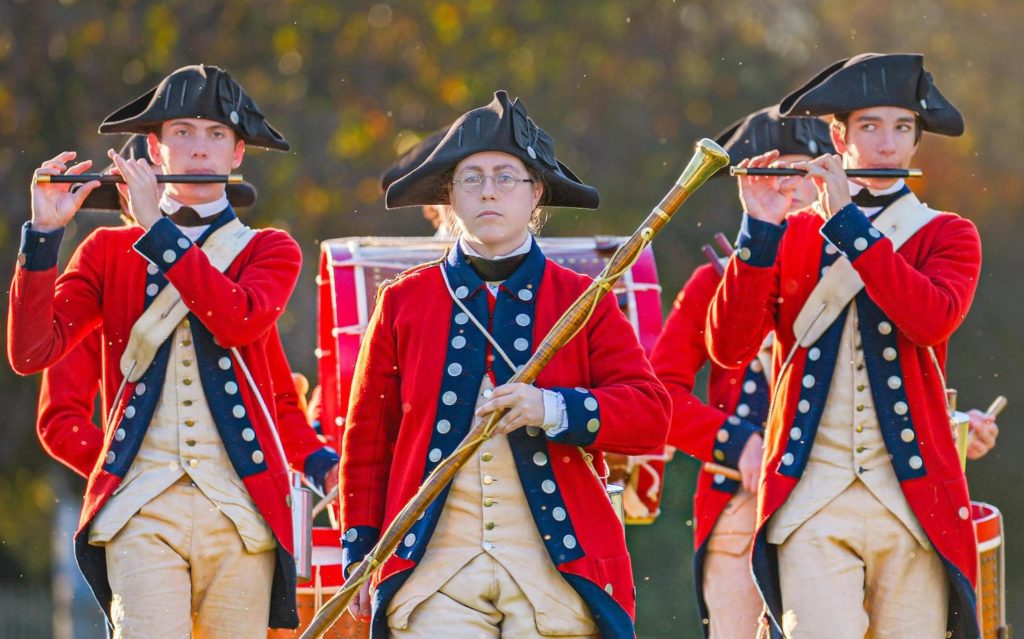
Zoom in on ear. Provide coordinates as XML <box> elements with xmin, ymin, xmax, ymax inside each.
<box><xmin>232</xmin><ymin>139</ymin><xmax>246</xmax><ymax>170</ymax></box>
<box><xmin>147</xmin><ymin>133</ymin><xmax>164</xmax><ymax>167</ymax></box>
<box><xmin>531</xmin><ymin>179</ymin><xmax>544</xmax><ymax>209</ymax></box>
<box><xmin>829</xmin><ymin>120</ymin><xmax>848</xmax><ymax>155</ymax></box>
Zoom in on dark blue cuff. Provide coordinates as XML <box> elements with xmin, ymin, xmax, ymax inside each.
<box><xmin>734</xmin><ymin>215</ymin><xmax>786</xmax><ymax>267</ymax></box>
<box><xmin>303</xmin><ymin>447</ymin><xmax>340</xmax><ymax>493</ymax></box>
<box><xmin>342</xmin><ymin>526</ymin><xmax>380</xmax><ymax>577</ymax></box>
<box><xmin>18</xmin><ymin>222</ymin><xmax>64</xmax><ymax>271</ymax></box>
<box><xmin>820</xmin><ymin>203</ymin><xmax>883</xmax><ymax>262</ymax></box>
<box><xmin>299</xmin><ymin>446</ymin><xmax>339</xmax><ymax>491</ymax></box>
<box><xmin>712</xmin><ymin>415</ymin><xmax>762</xmax><ymax>470</ymax></box>
<box><xmin>133</xmin><ymin>218</ymin><xmax>193</xmax><ymax>271</ymax></box>
<box><xmin>547</xmin><ymin>387</ymin><xmax>602</xmax><ymax>447</ymax></box>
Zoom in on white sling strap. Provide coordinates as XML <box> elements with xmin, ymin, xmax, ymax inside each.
<box><xmin>120</xmin><ymin>219</ymin><xmax>257</xmax><ymax>382</ymax></box>
<box><xmin>792</xmin><ymin>193</ymin><xmax>939</xmax><ymax>347</ymax></box>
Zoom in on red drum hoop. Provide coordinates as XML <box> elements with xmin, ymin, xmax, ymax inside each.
<box><xmin>971</xmin><ymin>501</ymin><xmax>1009</xmax><ymax>639</ymax></box>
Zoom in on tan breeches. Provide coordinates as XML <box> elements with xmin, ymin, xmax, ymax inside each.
<box><xmin>702</xmin><ymin>491</ymin><xmax>763</xmax><ymax>639</ymax></box>
<box><xmin>776</xmin><ymin>480</ymin><xmax>948</xmax><ymax>639</ymax></box>
<box><xmin>388</xmin><ymin>553</ymin><xmax>599</xmax><ymax>639</ymax></box>
<box><xmin>104</xmin><ymin>480</ymin><xmax>277</xmax><ymax>639</ymax></box>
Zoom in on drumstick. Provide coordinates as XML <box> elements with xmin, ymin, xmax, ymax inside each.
<box><xmin>985</xmin><ymin>395</ymin><xmax>1007</xmax><ymax>418</ymax></box>
<box><xmin>702</xmin><ymin>245</ymin><xmax>725</xmax><ymax>276</ymax></box>
<box><xmin>703</xmin><ymin>461</ymin><xmax>742</xmax><ymax>482</ymax></box>
<box><xmin>312</xmin><ymin>486</ymin><xmax>339</xmax><ymax>518</ymax></box>
<box><xmin>713</xmin><ymin>232</ymin><xmax>734</xmax><ymax>256</ymax></box>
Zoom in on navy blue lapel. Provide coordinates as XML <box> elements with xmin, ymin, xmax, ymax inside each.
<box><xmin>492</xmin><ymin>240</ymin><xmax>546</xmax><ymax>383</ymax></box>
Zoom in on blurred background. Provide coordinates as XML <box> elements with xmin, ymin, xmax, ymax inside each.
<box><xmin>1</xmin><ymin>1</ymin><xmax>1020</xmax><ymax>636</ymax></box>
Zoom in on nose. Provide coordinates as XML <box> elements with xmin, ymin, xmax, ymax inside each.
<box><xmin>190</xmin><ymin>137</ymin><xmax>209</xmax><ymax>158</ymax></box>
<box><xmin>479</xmin><ymin>176</ymin><xmax>499</xmax><ymax>199</ymax></box>
<box><xmin>878</xmin><ymin>128</ymin><xmax>897</xmax><ymax>154</ymax></box>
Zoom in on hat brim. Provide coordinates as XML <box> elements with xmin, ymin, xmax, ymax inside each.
<box><xmin>385</xmin><ymin>91</ymin><xmax>599</xmax><ymax>210</ymax></box>
<box><xmin>780</xmin><ymin>53</ymin><xmax>963</xmax><ymax>136</ymax></box>
<box><xmin>385</xmin><ymin>154</ymin><xmax>600</xmax><ymax>210</ymax></box>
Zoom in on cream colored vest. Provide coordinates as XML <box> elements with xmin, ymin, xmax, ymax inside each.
<box><xmin>767</xmin><ymin>304</ymin><xmax>928</xmax><ymax>548</ymax></box>
<box><xmin>387</xmin><ymin>379</ymin><xmax>597</xmax><ymax>635</ymax></box>
<box><xmin>89</xmin><ymin>317</ymin><xmax>275</xmax><ymax>553</ymax></box>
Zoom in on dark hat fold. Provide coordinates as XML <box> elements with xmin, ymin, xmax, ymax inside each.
<box><xmin>385</xmin><ymin>91</ymin><xmax>599</xmax><ymax>210</ymax></box>
<box><xmin>713</xmin><ymin>105</ymin><xmax>834</xmax><ymax>174</ymax></box>
<box><xmin>81</xmin><ymin>134</ymin><xmax>257</xmax><ymax>211</ymax></box>
<box><xmin>779</xmin><ymin>53</ymin><xmax>963</xmax><ymax>136</ymax></box>
<box><xmin>380</xmin><ymin>126</ymin><xmax>449</xmax><ymax>193</ymax></box>
<box><xmin>99</xmin><ymin>64</ymin><xmax>290</xmax><ymax>150</ymax></box>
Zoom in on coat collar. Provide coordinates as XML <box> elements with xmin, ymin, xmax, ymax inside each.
<box><xmin>443</xmin><ymin>236</ymin><xmax>546</xmax><ymax>303</ymax></box>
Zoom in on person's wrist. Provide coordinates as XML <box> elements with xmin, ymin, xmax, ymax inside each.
<box><xmin>31</xmin><ymin>221</ymin><xmax>61</xmax><ymax>233</ymax></box>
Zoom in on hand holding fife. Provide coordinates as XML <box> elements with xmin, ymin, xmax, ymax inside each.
<box><xmin>789</xmin><ymin>153</ymin><xmax>852</xmax><ymax>219</ymax></box>
<box><xmin>31</xmin><ymin>152</ymin><xmax>100</xmax><ymax>232</ymax></box>
<box><xmin>108</xmin><ymin>148</ymin><xmax>162</xmax><ymax>229</ymax></box>
<box><xmin>737</xmin><ymin>150</ymin><xmax>802</xmax><ymax>226</ymax></box>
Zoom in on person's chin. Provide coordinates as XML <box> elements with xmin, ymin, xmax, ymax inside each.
<box><xmin>170</xmin><ymin>184</ymin><xmax>222</xmax><ymax>205</ymax></box>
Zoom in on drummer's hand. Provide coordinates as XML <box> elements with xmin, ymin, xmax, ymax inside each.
<box><xmin>966</xmin><ymin>409</ymin><xmax>999</xmax><ymax>460</ymax></box>
<box><xmin>737</xmin><ymin>433</ymin><xmax>764</xmax><ymax>494</ymax></box>
<box><xmin>476</xmin><ymin>383</ymin><xmax>545</xmax><ymax>436</ymax></box>
<box><xmin>789</xmin><ymin>153</ymin><xmax>851</xmax><ymax>219</ymax></box>
<box><xmin>323</xmin><ymin>462</ymin><xmax>339</xmax><ymax>497</ymax></box>
<box><xmin>108</xmin><ymin>148</ymin><xmax>161</xmax><ymax>229</ymax></box>
<box><xmin>348</xmin><ymin>580</ymin><xmax>371</xmax><ymax>622</ymax></box>
<box><xmin>737</xmin><ymin>151</ymin><xmax>793</xmax><ymax>226</ymax></box>
<box><xmin>30</xmin><ymin>152</ymin><xmax>100</xmax><ymax>232</ymax></box>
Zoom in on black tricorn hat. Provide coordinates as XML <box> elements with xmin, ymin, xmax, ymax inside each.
<box><xmin>81</xmin><ymin>135</ymin><xmax>257</xmax><ymax>211</ymax></box>
<box><xmin>386</xmin><ymin>90</ymin><xmax>599</xmax><ymax>210</ymax></box>
<box><xmin>779</xmin><ymin>53</ymin><xmax>963</xmax><ymax>136</ymax></box>
<box><xmin>380</xmin><ymin>126</ymin><xmax>449</xmax><ymax>194</ymax></box>
<box><xmin>713</xmin><ymin>105</ymin><xmax>834</xmax><ymax>176</ymax></box>
<box><xmin>98</xmin><ymin>64</ymin><xmax>290</xmax><ymax>150</ymax></box>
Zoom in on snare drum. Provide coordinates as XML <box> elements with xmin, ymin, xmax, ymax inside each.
<box><xmin>268</xmin><ymin>527</ymin><xmax>369</xmax><ymax>639</ymax></box>
<box><xmin>972</xmin><ymin>501</ymin><xmax>1010</xmax><ymax>639</ymax></box>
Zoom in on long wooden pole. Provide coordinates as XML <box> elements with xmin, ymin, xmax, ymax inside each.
<box><xmin>300</xmin><ymin>138</ymin><xmax>730</xmax><ymax>638</ymax></box>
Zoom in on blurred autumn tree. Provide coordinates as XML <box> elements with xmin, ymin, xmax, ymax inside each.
<box><xmin>1</xmin><ymin>1</ymin><xmax>1021</xmax><ymax>636</ymax></box>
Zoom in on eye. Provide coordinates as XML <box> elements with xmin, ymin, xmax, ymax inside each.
<box><xmin>860</xmin><ymin>123</ymin><xmax>876</xmax><ymax>132</ymax></box>
<box><xmin>495</xmin><ymin>172</ymin><xmax>518</xmax><ymax>188</ymax></box>
<box><xmin>460</xmin><ymin>173</ymin><xmax>483</xmax><ymax>186</ymax></box>
<box><xmin>896</xmin><ymin>123</ymin><xmax>913</xmax><ymax>132</ymax></box>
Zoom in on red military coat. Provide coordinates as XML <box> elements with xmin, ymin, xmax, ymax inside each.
<box><xmin>706</xmin><ymin>201</ymin><xmax>982</xmax><ymax>637</ymax></box>
<box><xmin>37</xmin><ymin>326</ymin><xmax>330</xmax><ymax>479</ymax></box>
<box><xmin>649</xmin><ymin>262</ymin><xmax>769</xmax><ymax>634</ymax></box>
<box><xmin>37</xmin><ymin>330</ymin><xmax>105</xmax><ymax>477</ymax></box>
<box><xmin>9</xmin><ymin>210</ymin><xmax>322</xmax><ymax>629</ymax></box>
<box><xmin>339</xmin><ymin>242</ymin><xmax>671</xmax><ymax>639</ymax></box>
